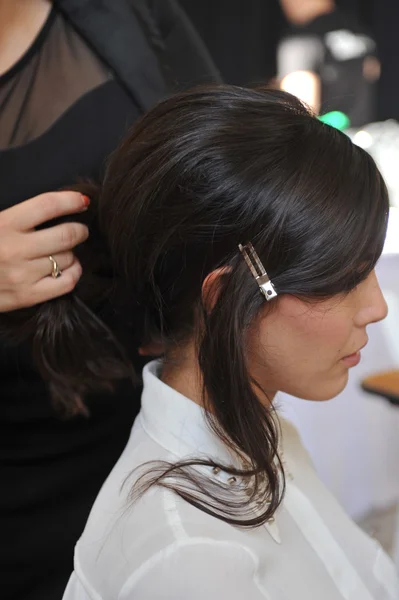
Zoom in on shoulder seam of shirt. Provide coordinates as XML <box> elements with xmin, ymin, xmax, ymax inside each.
<box><xmin>162</xmin><ymin>486</ymin><xmax>189</xmax><ymax>540</ymax></box>
<box><xmin>118</xmin><ymin>537</ymin><xmax>272</xmax><ymax>599</ymax></box>
<box><xmin>73</xmin><ymin>552</ymin><xmax>104</xmax><ymax>600</ymax></box>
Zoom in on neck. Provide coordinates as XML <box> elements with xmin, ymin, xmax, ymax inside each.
<box><xmin>161</xmin><ymin>345</ymin><xmax>205</xmax><ymax>408</ymax></box>
<box><xmin>160</xmin><ymin>344</ymin><xmax>276</xmax><ymax>410</ymax></box>
<box><xmin>0</xmin><ymin>0</ymin><xmax>51</xmax><ymax>76</ymax></box>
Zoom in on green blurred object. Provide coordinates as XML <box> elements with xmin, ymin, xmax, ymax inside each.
<box><xmin>319</xmin><ymin>111</ymin><xmax>351</xmax><ymax>131</ymax></box>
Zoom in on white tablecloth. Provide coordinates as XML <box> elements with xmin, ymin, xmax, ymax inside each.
<box><xmin>278</xmin><ymin>208</ymin><xmax>399</xmax><ymax>520</ymax></box>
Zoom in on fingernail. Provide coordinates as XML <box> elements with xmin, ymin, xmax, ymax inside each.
<box><xmin>81</xmin><ymin>194</ymin><xmax>91</xmax><ymax>209</ymax></box>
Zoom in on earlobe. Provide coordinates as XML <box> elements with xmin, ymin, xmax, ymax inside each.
<box><xmin>202</xmin><ymin>267</ymin><xmax>232</xmax><ymax>312</ymax></box>
<box><xmin>138</xmin><ymin>341</ymin><xmax>164</xmax><ymax>356</ymax></box>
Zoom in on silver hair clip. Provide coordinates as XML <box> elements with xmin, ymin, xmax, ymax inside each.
<box><xmin>238</xmin><ymin>242</ymin><xmax>278</xmax><ymax>301</ymax></box>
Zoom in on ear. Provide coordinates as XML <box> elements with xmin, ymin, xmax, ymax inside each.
<box><xmin>138</xmin><ymin>341</ymin><xmax>164</xmax><ymax>357</ymax></box>
<box><xmin>202</xmin><ymin>267</ymin><xmax>232</xmax><ymax>312</ymax></box>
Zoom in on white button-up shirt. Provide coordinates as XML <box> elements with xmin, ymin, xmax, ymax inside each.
<box><xmin>63</xmin><ymin>361</ymin><xmax>399</xmax><ymax>600</ymax></box>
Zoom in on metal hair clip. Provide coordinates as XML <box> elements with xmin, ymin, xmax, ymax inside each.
<box><xmin>238</xmin><ymin>242</ymin><xmax>278</xmax><ymax>301</ymax></box>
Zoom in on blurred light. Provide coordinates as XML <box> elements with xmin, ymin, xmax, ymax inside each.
<box><xmin>280</xmin><ymin>70</ymin><xmax>320</xmax><ymax>113</ymax></box>
<box><xmin>319</xmin><ymin>111</ymin><xmax>350</xmax><ymax>131</ymax></box>
<box><xmin>352</xmin><ymin>130</ymin><xmax>373</xmax><ymax>149</ymax></box>
<box><xmin>324</xmin><ymin>30</ymin><xmax>375</xmax><ymax>61</ymax></box>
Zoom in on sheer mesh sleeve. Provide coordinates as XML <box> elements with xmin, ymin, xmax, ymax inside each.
<box><xmin>0</xmin><ymin>9</ymin><xmax>110</xmax><ymax>149</ymax></box>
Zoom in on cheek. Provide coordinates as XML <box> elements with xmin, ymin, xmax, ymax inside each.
<box><xmin>259</xmin><ymin>307</ymin><xmax>351</xmax><ymax>361</ymax></box>
<box><xmin>247</xmin><ymin>301</ymin><xmax>355</xmax><ymax>400</ymax></box>
<box><xmin>296</xmin><ymin>313</ymin><xmax>352</xmax><ymax>358</ymax></box>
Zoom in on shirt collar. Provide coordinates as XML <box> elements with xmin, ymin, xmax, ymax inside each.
<box><xmin>140</xmin><ymin>360</ymin><xmax>237</xmax><ymax>467</ymax></box>
<box><xmin>140</xmin><ymin>360</ymin><xmax>284</xmax><ymax>545</ymax></box>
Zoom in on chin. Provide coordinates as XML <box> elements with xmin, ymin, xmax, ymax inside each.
<box><xmin>315</xmin><ymin>379</ymin><xmax>349</xmax><ymax>401</ymax></box>
<box><xmin>289</xmin><ymin>372</ymin><xmax>349</xmax><ymax>402</ymax></box>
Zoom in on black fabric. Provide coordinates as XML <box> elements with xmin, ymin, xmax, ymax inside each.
<box><xmin>336</xmin><ymin>0</ymin><xmax>399</xmax><ymax>121</ymax></box>
<box><xmin>0</xmin><ymin>2</ymin><xmax>220</xmax><ymax>599</ymax></box>
<box><xmin>56</xmin><ymin>0</ymin><xmax>220</xmax><ymax>108</ymax></box>
<box><xmin>180</xmin><ymin>0</ymin><xmax>286</xmax><ymax>86</ymax></box>
<box><xmin>364</xmin><ymin>0</ymin><xmax>399</xmax><ymax>121</ymax></box>
<box><xmin>145</xmin><ymin>0</ymin><xmax>222</xmax><ymax>90</ymax></box>
<box><xmin>0</xmin><ymin>8</ymin><xmax>111</xmax><ymax>149</ymax></box>
<box><xmin>54</xmin><ymin>0</ymin><xmax>168</xmax><ymax>111</ymax></box>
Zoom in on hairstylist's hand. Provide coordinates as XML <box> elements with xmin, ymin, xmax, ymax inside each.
<box><xmin>0</xmin><ymin>191</ymin><xmax>89</xmax><ymax>312</ymax></box>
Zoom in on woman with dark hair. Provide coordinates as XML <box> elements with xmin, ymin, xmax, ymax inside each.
<box><xmin>2</xmin><ymin>86</ymin><xmax>396</xmax><ymax>599</ymax></box>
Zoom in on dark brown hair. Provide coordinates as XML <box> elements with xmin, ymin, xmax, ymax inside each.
<box><xmin>0</xmin><ymin>86</ymin><xmax>388</xmax><ymax>526</ymax></box>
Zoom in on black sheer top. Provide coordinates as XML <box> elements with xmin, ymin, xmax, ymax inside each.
<box><xmin>0</xmin><ymin>7</ymin><xmax>141</xmax><ymax>600</ymax></box>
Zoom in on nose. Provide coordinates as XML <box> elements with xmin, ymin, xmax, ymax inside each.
<box><xmin>356</xmin><ymin>271</ymin><xmax>388</xmax><ymax>326</ymax></box>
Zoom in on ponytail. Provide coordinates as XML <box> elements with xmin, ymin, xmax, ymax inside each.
<box><xmin>0</xmin><ymin>182</ymin><xmax>135</xmax><ymax>416</ymax></box>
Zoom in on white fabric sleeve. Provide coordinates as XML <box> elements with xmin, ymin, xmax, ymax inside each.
<box><xmin>119</xmin><ymin>539</ymin><xmax>271</xmax><ymax>600</ymax></box>
<box><xmin>62</xmin><ymin>573</ymin><xmax>91</xmax><ymax>600</ymax></box>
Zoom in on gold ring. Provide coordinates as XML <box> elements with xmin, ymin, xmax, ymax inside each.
<box><xmin>49</xmin><ymin>255</ymin><xmax>62</xmax><ymax>279</ymax></box>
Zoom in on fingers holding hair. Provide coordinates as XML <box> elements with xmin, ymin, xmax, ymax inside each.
<box><xmin>0</xmin><ymin>191</ymin><xmax>90</xmax><ymax>232</ymax></box>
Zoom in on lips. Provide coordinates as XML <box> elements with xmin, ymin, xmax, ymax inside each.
<box><xmin>344</xmin><ymin>340</ymin><xmax>368</xmax><ymax>359</ymax></box>
<box><xmin>342</xmin><ymin>352</ymin><xmax>361</xmax><ymax>367</ymax></box>
<box><xmin>341</xmin><ymin>340</ymin><xmax>368</xmax><ymax>368</ymax></box>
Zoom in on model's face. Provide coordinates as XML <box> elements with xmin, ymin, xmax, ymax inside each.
<box><xmin>247</xmin><ymin>270</ymin><xmax>388</xmax><ymax>402</ymax></box>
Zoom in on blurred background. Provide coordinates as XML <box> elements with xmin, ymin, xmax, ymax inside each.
<box><xmin>181</xmin><ymin>0</ymin><xmax>399</xmax><ymax>206</ymax></box>
<box><xmin>181</xmin><ymin>0</ymin><xmax>398</xmax><ymax>122</ymax></box>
